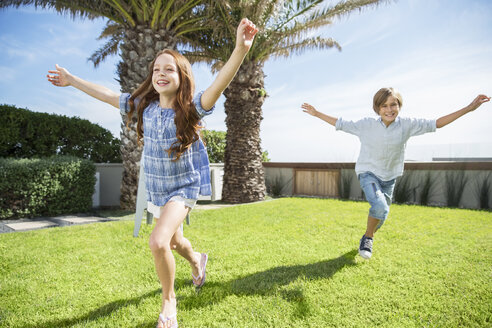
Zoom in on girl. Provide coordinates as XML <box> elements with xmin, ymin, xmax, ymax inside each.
<box><xmin>302</xmin><ymin>88</ymin><xmax>490</xmax><ymax>260</ymax></box>
<box><xmin>47</xmin><ymin>18</ymin><xmax>258</xmax><ymax>328</ymax></box>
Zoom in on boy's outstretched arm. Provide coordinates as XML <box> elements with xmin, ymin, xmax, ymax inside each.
<box><xmin>436</xmin><ymin>94</ymin><xmax>490</xmax><ymax>128</ymax></box>
<box><xmin>302</xmin><ymin>103</ymin><xmax>338</xmax><ymax>127</ymax></box>
<box><xmin>201</xmin><ymin>18</ymin><xmax>258</xmax><ymax>110</ymax></box>
<box><xmin>47</xmin><ymin>64</ymin><xmax>120</xmax><ymax>109</ymax></box>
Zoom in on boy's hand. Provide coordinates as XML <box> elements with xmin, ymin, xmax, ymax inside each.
<box><xmin>47</xmin><ymin>64</ymin><xmax>71</xmax><ymax>87</ymax></box>
<box><xmin>468</xmin><ymin>94</ymin><xmax>490</xmax><ymax>111</ymax></box>
<box><xmin>236</xmin><ymin>18</ymin><xmax>258</xmax><ymax>52</ymax></box>
<box><xmin>302</xmin><ymin>103</ymin><xmax>318</xmax><ymax>117</ymax></box>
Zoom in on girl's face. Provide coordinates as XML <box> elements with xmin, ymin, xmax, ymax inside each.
<box><xmin>378</xmin><ymin>95</ymin><xmax>400</xmax><ymax>127</ymax></box>
<box><xmin>152</xmin><ymin>53</ymin><xmax>180</xmax><ymax>97</ymax></box>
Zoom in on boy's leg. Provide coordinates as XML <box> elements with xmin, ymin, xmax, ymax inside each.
<box><xmin>359</xmin><ymin>174</ymin><xmax>389</xmax><ymax>224</ymax></box>
<box><xmin>358</xmin><ymin>173</ymin><xmax>391</xmax><ymax>259</ymax></box>
<box><xmin>365</xmin><ymin>216</ymin><xmax>380</xmax><ymax>238</ymax></box>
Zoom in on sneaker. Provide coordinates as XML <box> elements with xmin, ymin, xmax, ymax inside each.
<box><xmin>358</xmin><ymin>235</ymin><xmax>373</xmax><ymax>259</ymax></box>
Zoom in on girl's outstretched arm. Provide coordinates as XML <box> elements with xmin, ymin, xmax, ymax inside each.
<box><xmin>47</xmin><ymin>64</ymin><xmax>120</xmax><ymax>109</ymax></box>
<box><xmin>436</xmin><ymin>94</ymin><xmax>490</xmax><ymax>128</ymax></box>
<box><xmin>302</xmin><ymin>103</ymin><xmax>338</xmax><ymax>127</ymax></box>
<box><xmin>200</xmin><ymin>18</ymin><xmax>259</xmax><ymax>110</ymax></box>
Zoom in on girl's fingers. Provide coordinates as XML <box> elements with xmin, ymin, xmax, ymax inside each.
<box><xmin>240</xmin><ymin>18</ymin><xmax>258</xmax><ymax>35</ymax></box>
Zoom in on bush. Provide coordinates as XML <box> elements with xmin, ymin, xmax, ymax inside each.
<box><xmin>393</xmin><ymin>171</ymin><xmax>415</xmax><ymax>204</ymax></box>
<box><xmin>419</xmin><ymin>172</ymin><xmax>434</xmax><ymax>206</ymax></box>
<box><xmin>444</xmin><ymin>170</ymin><xmax>468</xmax><ymax>208</ymax></box>
<box><xmin>202</xmin><ymin>130</ymin><xmax>226</xmax><ymax>164</ymax></box>
<box><xmin>0</xmin><ymin>104</ymin><xmax>121</xmax><ymax>163</ymax></box>
<box><xmin>202</xmin><ymin>129</ymin><xmax>270</xmax><ymax>163</ymax></box>
<box><xmin>0</xmin><ymin>156</ymin><xmax>96</xmax><ymax>219</ymax></box>
<box><xmin>474</xmin><ymin>172</ymin><xmax>491</xmax><ymax>210</ymax></box>
<box><xmin>338</xmin><ymin>169</ymin><xmax>354</xmax><ymax>200</ymax></box>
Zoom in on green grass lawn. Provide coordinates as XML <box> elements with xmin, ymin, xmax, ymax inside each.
<box><xmin>1</xmin><ymin>198</ymin><xmax>491</xmax><ymax>328</ymax></box>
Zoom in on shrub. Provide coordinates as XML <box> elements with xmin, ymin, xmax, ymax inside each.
<box><xmin>0</xmin><ymin>104</ymin><xmax>121</xmax><ymax>163</ymax></box>
<box><xmin>202</xmin><ymin>130</ymin><xmax>226</xmax><ymax>164</ymax></box>
<box><xmin>444</xmin><ymin>170</ymin><xmax>468</xmax><ymax>208</ymax></box>
<box><xmin>393</xmin><ymin>171</ymin><xmax>415</xmax><ymax>204</ymax></box>
<box><xmin>474</xmin><ymin>172</ymin><xmax>491</xmax><ymax>210</ymax></box>
<box><xmin>265</xmin><ymin>173</ymin><xmax>292</xmax><ymax>197</ymax></box>
<box><xmin>201</xmin><ymin>129</ymin><xmax>270</xmax><ymax>163</ymax></box>
<box><xmin>419</xmin><ymin>171</ymin><xmax>434</xmax><ymax>206</ymax></box>
<box><xmin>338</xmin><ymin>169</ymin><xmax>354</xmax><ymax>200</ymax></box>
<box><xmin>0</xmin><ymin>156</ymin><xmax>96</xmax><ymax>219</ymax></box>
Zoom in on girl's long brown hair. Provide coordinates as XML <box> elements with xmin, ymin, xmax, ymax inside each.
<box><xmin>126</xmin><ymin>49</ymin><xmax>201</xmax><ymax>161</ymax></box>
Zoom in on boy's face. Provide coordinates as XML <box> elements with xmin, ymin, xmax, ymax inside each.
<box><xmin>378</xmin><ymin>95</ymin><xmax>400</xmax><ymax>127</ymax></box>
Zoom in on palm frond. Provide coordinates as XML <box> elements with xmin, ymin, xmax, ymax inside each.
<box><xmin>319</xmin><ymin>0</ymin><xmax>388</xmax><ymax>21</ymax></box>
<box><xmin>103</xmin><ymin>0</ymin><xmax>135</xmax><ymax>26</ymax></box>
<box><xmin>129</xmin><ymin>0</ymin><xmax>143</xmax><ymax>22</ymax></box>
<box><xmin>88</xmin><ymin>32</ymin><xmax>123</xmax><ymax>67</ymax></box>
<box><xmin>139</xmin><ymin>0</ymin><xmax>149</xmax><ymax>22</ymax></box>
<box><xmin>158</xmin><ymin>0</ymin><xmax>175</xmax><ymax>26</ymax></box>
<box><xmin>255</xmin><ymin>0</ymin><xmax>283</xmax><ymax>27</ymax></box>
<box><xmin>150</xmin><ymin>0</ymin><xmax>163</xmax><ymax>29</ymax></box>
<box><xmin>166</xmin><ymin>0</ymin><xmax>202</xmax><ymax>29</ymax></box>
<box><xmin>97</xmin><ymin>20</ymin><xmax>123</xmax><ymax>40</ymax></box>
<box><xmin>274</xmin><ymin>0</ymin><xmax>324</xmax><ymax>31</ymax></box>
<box><xmin>0</xmin><ymin>0</ymin><xmax>99</xmax><ymax>20</ymax></box>
<box><xmin>269</xmin><ymin>36</ymin><xmax>341</xmax><ymax>59</ymax></box>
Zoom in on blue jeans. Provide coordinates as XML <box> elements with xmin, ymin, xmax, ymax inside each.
<box><xmin>358</xmin><ymin>172</ymin><xmax>396</xmax><ymax>230</ymax></box>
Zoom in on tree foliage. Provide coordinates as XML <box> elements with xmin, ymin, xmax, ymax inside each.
<box><xmin>0</xmin><ymin>156</ymin><xmax>96</xmax><ymax>219</ymax></box>
<box><xmin>185</xmin><ymin>0</ymin><xmax>387</xmax><ymax>68</ymax></box>
<box><xmin>0</xmin><ymin>104</ymin><xmax>121</xmax><ymax>163</ymax></box>
<box><xmin>0</xmin><ymin>0</ymin><xmax>210</xmax><ymax>67</ymax></box>
<box><xmin>202</xmin><ymin>129</ymin><xmax>227</xmax><ymax>163</ymax></box>
<box><xmin>202</xmin><ymin>129</ymin><xmax>269</xmax><ymax>163</ymax></box>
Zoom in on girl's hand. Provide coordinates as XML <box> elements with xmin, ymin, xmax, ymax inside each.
<box><xmin>47</xmin><ymin>64</ymin><xmax>71</xmax><ymax>87</ymax></box>
<box><xmin>467</xmin><ymin>94</ymin><xmax>490</xmax><ymax>111</ymax></box>
<box><xmin>236</xmin><ymin>18</ymin><xmax>258</xmax><ymax>52</ymax></box>
<box><xmin>302</xmin><ymin>103</ymin><xmax>318</xmax><ymax>117</ymax></box>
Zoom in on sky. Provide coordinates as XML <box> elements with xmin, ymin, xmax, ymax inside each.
<box><xmin>1</xmin><ymin>0</ymin><xmax>491</xmax><ymax>162</ymax></box>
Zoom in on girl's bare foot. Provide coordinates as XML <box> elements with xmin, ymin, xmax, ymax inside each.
<box><xmin>191</xmin><ymin>252</ymin><xmax>208</xmax><ymax>287</ymax></box>
<box><xmin>157</xmin><ymin>297</ymin><xmax>177</xmax><ymax>328</ymax></box>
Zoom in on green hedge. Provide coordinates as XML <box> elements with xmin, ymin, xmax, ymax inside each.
<box><xmin>202</xmin><ymin>130</ymin><xmax>226</xmax><ymax>164</ymax></box>
<box><xmin>0</xmin><ymin>104</ymin><xmax>121</xmax><ymax>163</ymax></box>
<box><xmin>0</xmin><ymin>156</ymin><xmax>96</xmax><ymax>219</ymax></box>
<box><xmin>202</xmin><ymin>129</ymin><xmax>270</xmax><ymax>163</ymax></box>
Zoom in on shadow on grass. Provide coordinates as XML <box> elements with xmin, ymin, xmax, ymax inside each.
<box><xmin>21</xmin><ymin>250</ymin><xmax>357</xmax><ymax>327</ymax></box>
<box><xmin>179</xmin><ymin>249</ymin><xmax>358</xmax><ymax>319</ymax></box>
<box><xmin>93</xmin><ymin>208</ymin><xmax>134</xmax><ymax>219</ymax></box>
<box><xmin>232</xmin><ymin>249</ymin><xmax>358</xmax><ymax>295</ymax></box>
<box><xmin>22</xmin><ymin>289</ymin><xmax>161</xmax><ymax>328</ymax></box>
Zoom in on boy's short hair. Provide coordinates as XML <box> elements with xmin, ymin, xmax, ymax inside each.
<box><xmin>373</xmin><ymin>87</ymin><xmax>403</xmax><ymax>114</ymax></box>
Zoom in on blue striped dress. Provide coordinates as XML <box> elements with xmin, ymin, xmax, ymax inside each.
<box><xmin>120</xmin><ymin>92</ymin><xmax>214</xmax><ymax>206</ymax></box>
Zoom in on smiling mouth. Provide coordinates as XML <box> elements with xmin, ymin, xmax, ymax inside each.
<box><xmin>156</xmin><ymin>79</ymin><xmax>169</xmax><ymax>87</ymax></box>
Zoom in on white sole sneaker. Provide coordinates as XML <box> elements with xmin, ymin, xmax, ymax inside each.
<box><xmin>358</xmin><ymin>249</ymin><xmax>372</xmax><ymax>259</ymax></box>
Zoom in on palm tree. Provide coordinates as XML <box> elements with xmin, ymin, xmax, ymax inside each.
<box><xmin>186</xmin><ymin>0</ymin><xmax>388</xmax><ymax>203</ymax></box>
<box><xmin>2</xmin><ymin>0</ymin><xmax>209</xmax><ymax>209</ymax></box>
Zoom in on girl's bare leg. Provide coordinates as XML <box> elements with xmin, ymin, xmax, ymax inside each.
<box><xmin>171</xmin><ymin>228</ymin><xmax>203</xmax><ymax>282</ymax></box>
<box><xmin>149</xmin><ymin>201</ymin><xmax>188</xmax><ymax>327</ymax></box>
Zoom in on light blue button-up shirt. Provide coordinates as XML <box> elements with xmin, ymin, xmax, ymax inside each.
<box><xmin>336</xmin><ymin>116</ymin><xmax>436</xmax><ymax>181</ymax></box>
<box><xmin>120</xmin><ymin>91</ymin><xmax>214</xmax><ymax>206</ymax></box>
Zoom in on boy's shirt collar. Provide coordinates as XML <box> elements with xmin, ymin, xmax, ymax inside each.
<box><xmin>377</xmin><ymin>116</ymin><xmax>400</xmax><ymax>128</ymax></box>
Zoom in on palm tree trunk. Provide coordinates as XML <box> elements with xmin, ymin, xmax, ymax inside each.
<box><xmin>117</xmin><ymin>25</ymin><xmax>177</xmax><ymax>209</ymax></box>
<box><xmin>222</xmin><ymin>61</ymin><xmax>266</xmax><ymax>203</ymax></box>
